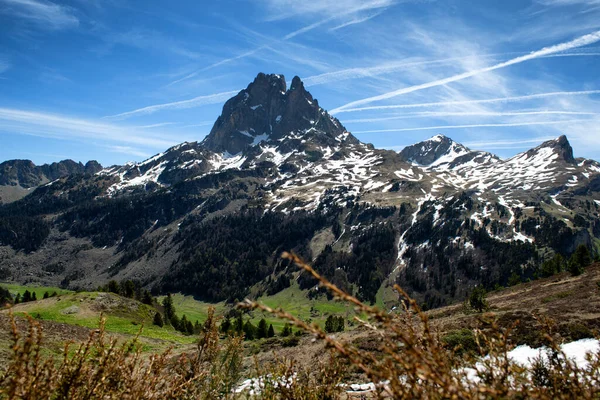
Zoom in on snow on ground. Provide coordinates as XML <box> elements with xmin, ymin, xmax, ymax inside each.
<box><xmin>235</xmin><ymin>339</ymin><xmax>600</xmax><ymax>395</ymax></box>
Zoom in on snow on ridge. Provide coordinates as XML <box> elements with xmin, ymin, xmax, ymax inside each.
<box><xmin>107</xmin><ymin>161</ymin><xmax>167</xmax><ymax>196</ymax></box>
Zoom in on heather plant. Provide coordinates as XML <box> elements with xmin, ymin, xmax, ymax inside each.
<box><xmin>2</xmin><ymin>254</ymin><xmax>600</xmax><ymax>399</ymax></box>
<box><xmin>241</xmin><ymin>252</ymin><xmax>600</xmax><ymax>399</ymax></box>
<box><xmin>0</xmin><ymin>307</ymin><xmax>244</xmax><ymax>400</ymax></box>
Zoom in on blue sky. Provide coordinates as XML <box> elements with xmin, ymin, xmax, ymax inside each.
<box><xmin>0</xmin><ymin>0</ymin><xmax>599</xmax><ymax>166</ymax></box>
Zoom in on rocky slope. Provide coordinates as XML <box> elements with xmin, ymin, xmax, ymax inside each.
<box><xmin>0</xmin><ymin>73</ymin><xmax>599</xmax><ymax>308</ymax></box>
<box><xmin>0</xmin><ymin>159</ymin><xmax>102</xmax><ymax>204</ymax></box>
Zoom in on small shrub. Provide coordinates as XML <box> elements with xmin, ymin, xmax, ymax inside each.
<box><xmin>469</xmin><ymin>285</ymin><xmax>488</xmax><ymax>312</ymax></box>
<box><xmin>281</xmin><ymin>336</ymin><xmax>299</xmax><ymax>347</ymax></box>
<box><xmin>566</xmin><ymin>322</ymin><xmax>594</xmax><ymax>341</ymax></box>
<box><xmin>153</xmin><ymin>312</ymin><xmax>164</xmax><ymax>327</ymax></box>
<box><xmin>442</xmin><ymin>329</ymin><xmax>478</xmax><ymax>356</ymax></box>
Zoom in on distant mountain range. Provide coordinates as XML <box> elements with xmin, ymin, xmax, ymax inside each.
<box><xmin>0</xmin><ymin>159</ymin><xmax>102</xmax><ymax>204</ymax></box>
<box><xmin>1</xmin><ymin>73</ymin><xmax>599</xmax><ymax>309</ymax></box>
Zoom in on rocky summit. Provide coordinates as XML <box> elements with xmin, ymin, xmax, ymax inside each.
<box><xmin>0</xmin><ymin>73</ymin><xmax>599</xmax><ymax>309</ymax></box>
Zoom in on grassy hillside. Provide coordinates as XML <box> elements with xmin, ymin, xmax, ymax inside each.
<box><xmin>2</xmin><ymin>283</ymin><xmax>72</xmax><ymax>299</ymax></box>
<box><xmin>2</xmin><ymin>291</ymin><xmax>196</xmax><ymax>345</ymax></box>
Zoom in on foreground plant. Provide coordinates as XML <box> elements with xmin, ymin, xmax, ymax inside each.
<box><xmin>241</xmin><ymin>252</ymin><xmax>600</xmax><ymax>399</ymax></box>
<box><xmin>0</xmin><ymin>308</ymin><xmax>244</xmax><ymax>400</ymax></box>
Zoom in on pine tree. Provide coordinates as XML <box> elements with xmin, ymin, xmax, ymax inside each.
<box><xmin>234</xmin><ymin>314</ymin><xmax>244</xmax><ymax>334</ymax></box>
<box><xmin>22</xmin><ymin>290</ymin><xmax>32</xmax><ymax>303</ymax></box>
<box><xmin>0</xmin><ymin>286</ymin><xmax>13</xmax><ymax>306</ymax></box>
<box><xmin>153</xmin><ymin>312</ymin><xmax>164</xmax><ymax>327</ymax></box>
<box><xmin>267</xmin><ymin>324</ymin><xmax>275</xmax><ymax>338</ymax></box>
<box><xmin>107</xmin><ymin>280</ymin><xmax>120</xmax><ymax>294</ymax></box>
<box><xmin>257</xmin><ymin>318</ymin><xmax>268</xmax><ymax>339</ymax></box>
<box><xmin>141</xmin><ymin>290</ymin><xmax>153</xmax><ymax>305</ymax></box>
<box><xmin>569</xmin><ymin>245</ymin><xmax>592</xmax><ymax>276</ymax></box>
<box><xmin>162</xmin><ymin>294</ymin><xmax>176</xmax><ymax>324</ymax></box>
<box><xmin>469</xmin><ymin>286</ymin><xmax>488</xmax><ymax>312</ymax></box>
<box><xmin>243</xmin><ymin>320</ymin><xmax>256</xmax><ymax>340</ymax></box>
<box><xmin>325</xmin><ymin>316</ymin><xmax>334</xmax><ymax>333</ymax></box>
<box><xmin>336</xmin><ymin>316</ymin><xmax>345</xmax><ymax>332</ymax></box>
<box><xmin>281</xmin><ymin>323</ymin><xmax>292</xmax><ymax>337</ymax></box>
<box><xmin>31</xmin><ymin>292</ymin><xmax>37</xmax><ymax>301</ymax></box>
<box><xmin>43</xmin><ymin>291</ymin><xmax>49</xmax><ymax>299</ymax></box>
<box><xmin>123</xmin><ymin>280</ymin><xmax>135</xmax><ymax>298</ymax></box>
<box><xmin>14</xmin><ymin>293</ymin><xmax>21</xmax><ymax>304</ymax></box>
<box><xmin>221</xmin><ymin>317</ymin><xmax>232</xmax><ymax>334</ymax></box>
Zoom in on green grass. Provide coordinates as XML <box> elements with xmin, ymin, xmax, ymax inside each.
<box><xmin>4</xmin><ymin>281</ymin><xmax>359</xmax><ymax>341</ymax></box>
<box><xmin>255</xmin><ymin>281</ymin><xmax>351</xmax><ymax>331</ymax></box>
<box><xmin>1</xmin><ymin>282</ymin><xmax>73</xmax><ymax>299</ymax></box>
<box><xmin>157</xmin><ymin>293</ymin><xmax>228</xmax><ymax>325</ymax></box>
<box><xmin>10</xmin><ymin>291</ymin><xmax>196</xmax><ymax>345</ymax></box>
<box><xmin>158</xmin><ymin>282</ymin><xmax>355</xmax><ymax>335</ymax></box>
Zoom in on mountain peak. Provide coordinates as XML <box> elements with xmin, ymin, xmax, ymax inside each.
<box><xmin>201</xmin><ymin>73</ymin><xmax>350</xmax><ymax>155</ymax></box>
<box><xmin>399</xmin><ymin>135</ymin><xmax>467</xmax><ymax>166</ymax></box>
<box><xmin>523</xmin><ymin>135</ymin><xmax>575</xmax><ymax>164</ymax></box>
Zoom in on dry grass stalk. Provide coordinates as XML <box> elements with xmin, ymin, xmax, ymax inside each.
<box><xmin>240</xmin><ymin>252</ymin><xmax>600</xmax><ymax>399</ymax></box>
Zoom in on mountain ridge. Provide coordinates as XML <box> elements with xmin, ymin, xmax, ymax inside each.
<box><xmin>0</xmin><ymin>73</ymin><xmax>599</xmax><ymax>310</ymax></box>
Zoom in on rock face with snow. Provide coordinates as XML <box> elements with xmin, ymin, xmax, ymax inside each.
<box><xmin>1</xmin><ymin>73</ymin><xmax>599</xmax><ymax>308</ymax></box>
<box><xmin>202</xmin><ymin>73</ymin><xmax>354</xmax><ymax>155</ymax></box>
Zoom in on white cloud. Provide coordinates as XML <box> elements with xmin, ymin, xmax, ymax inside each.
<box><xmin>0</xmin><ymin>0</ymin><xmax>79</xmax><ymax>30</ymax></box>
<box><xmin>169</xmin><ymin>0</ymin><xmax>394</xmax><ymax>86</ymax></box>
<box><xmin>352</xmin><ymin>119</ymin><xmax>596</xmax><ymax>133</ymax></box>
<box><xmin>333</xmin><ymin>90</ymin><xmax>600</xmax><ymax>113</ymax></box>
<box><xmin>331</xmin><ymin>30</ymin><xmax>600</xmax><ymax>113</ymax></box>
<box><xmin>0</xmin><ymin>107</ymin><xmax>183</xmax><ymax>149</ymax></box>
<box><xmin>463</xmin><ymin>137</ymin><xmax>558</xmax><ymax>147</ymax></box>
<box><xmin>329</xmin><ymin>11</ymin><xmax>384</xmax><ymax>31</ymax></box>
<box><xmin>106</xmin><ymin>145</ymin><xmax>151</xmax><ymax>158</ymax></box>
<box><xmin>259</xmin><ymin>0</ymin><xmax>395</xmax><ymax>20</ymax></box>
<box><xmin>343</xmin><ymin>110</ymin><xmax>598</xmax><ymax>123</ymax></box>
<box><xmin>106</xmin><ymin>90</ymin><xmax>239</xmax><ymax>121</ymax></box>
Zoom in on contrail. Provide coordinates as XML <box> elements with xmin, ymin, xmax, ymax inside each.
<box><xmin>343</xmin><ymin>110</ymin><xmax>598</xmax><ymax>123</ymax></box>
<box><xmin>169</xmin><ymin>1</ymin><xmax>392</xmax><ymax>86</ymax></box>
<box><xmin>332</xmin><ymin>90</ymin><xmax>600</xmax><ymax>114</ymax></box>
<box><xmin>463</xmin><ymin>137</ymin><xmax>557</xmax><ymax>147</ymax></box>
<box><xmin>352</xmin><ymin>119</ymin><xmax>595</xmax><ymax>134</ymax></box>
<box><xmin>304</xmin><ymin>51</ymin><xmax>600</xmax><ymax>88</ymax></box>
<box><xmin>106</xmin><ymin>90</ymin><xmax>239</xmax><ymax>120</ymax></box>
<box><xmin>331</xmin><ymin>30</ymin><xmax>600</xmax><ymax>113</ymax></box>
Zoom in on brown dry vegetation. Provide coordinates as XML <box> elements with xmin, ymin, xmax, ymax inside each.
<box><xmin>1</xmin><ymin>260</ymin><xmax>599</xmax><ymax>399</ymax></box>
<box><xmin>428</xmin><ymin>263</ymin><xmax>600</xmax><ymax>345</ymax></box>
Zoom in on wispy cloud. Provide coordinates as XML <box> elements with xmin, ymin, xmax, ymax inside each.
<box><xmin>106</xmin><ymin>90</ymin><xmax>239</xmax><ymax>120</ymax></box>
<box><xmin>137</xmin><ymin>122</ymin><xmax>178</xmax><ymax>129</ymax></box>
<box><xmin>333</xmin><ymin>90</ymin><xmax>600</xmax><ymax>113</ymax></box>
<box><xmin>329</xmin><ymin>11</ymin><xmax>384</xmax><ymax>31</ymax></box>
<box><xmin>352</xmin><ymin>119</ymin><xmax>596</xmax><ymax>133</ymax></box>
<box><xmin>106</xmin><ymin>145</ymin><xmax>151</xmax><ymax>158</ymax></box>
<box><xmin>303</xmin><ymin>51</ymin><xmax>600</xmax><ymax>88</ymax></box>
<box><xmin>39</xmin><ymin>69</ymin><xmax>71</xmax><ymax>84</ymax></box>
<box><xmin>331</xmin><ymin>30</ymin><xmax>600</xmax><ymax>113</ymax></box>
<box><xmin>181</xmin><ymin>121</ymin><xmax>214</xmax><ymax>128</ymax></box>
<box><xmin>0</xmin><ymin>107</ymin><xmax>182</xmax><ymax>149</ymax></box>
<box><xmin>463</xmin><ymin>137</ymin><xmax>558</xmax><ymax>148</ymax></box>
<box><xmin>0</xmin><ymin>0</ymin><xmax>79</xmax><ymax>30</ymax></box>
<box><xmin>343</xmin><ymin>110</ymin><xmax>598</xmax><ymax>123</ymax></box>
<box><xmin>259</xmin><ymin>0</ymin><xmax>395</xmax><ymax>21</ymax></box>
<box><xmin>98</xmin><ymin>27</ymin><xmax>205</xmax><ymax>60</ymax></box>
<box><xmin>0</xmin><ymin>58</ymin><xmax>10</xmax><ymax>74</ymax></box>
<box><xmin>170</xmin><ymin>0</ymin><xmax>394</xmax><ymax>86</ymax></box>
